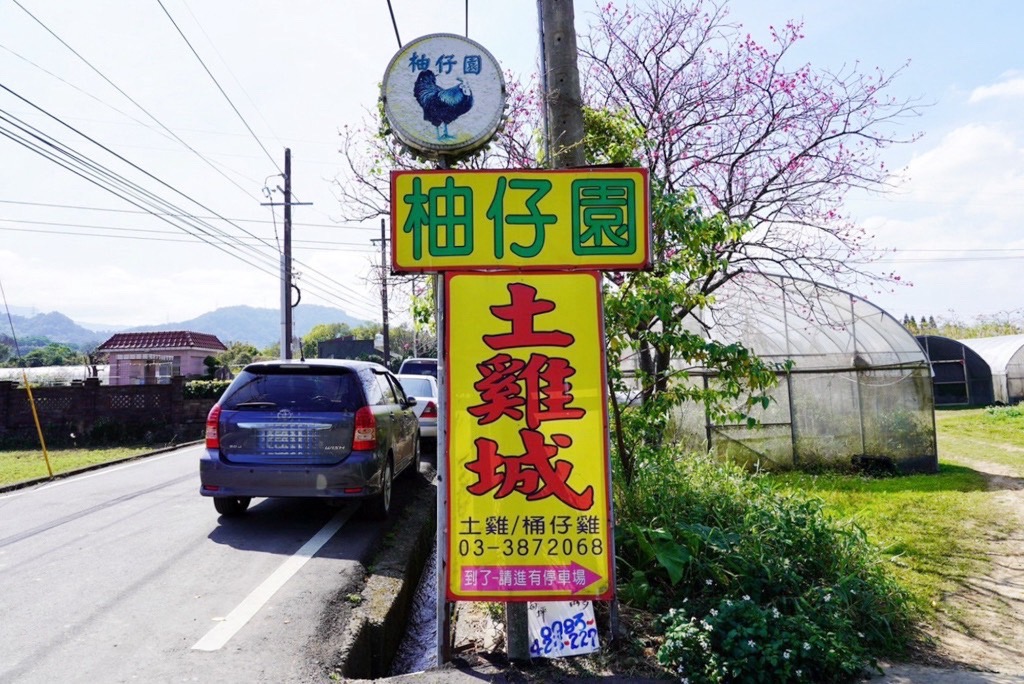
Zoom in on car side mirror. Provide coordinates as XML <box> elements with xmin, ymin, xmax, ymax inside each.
<box><xmin>404</xmin><ymin>396</ymin><xmax>418</xmax><ymax>408</ymax></box>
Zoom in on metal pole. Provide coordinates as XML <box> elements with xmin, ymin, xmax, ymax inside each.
<box><xmin>435</xmin><ymin>273</ymin><xmax>451</xmax><ymax>665</ymax></box>
<box><xmin>381</xmin><ymin>218</ymin><xmax>391</xmax><ymax>368</ymax></box>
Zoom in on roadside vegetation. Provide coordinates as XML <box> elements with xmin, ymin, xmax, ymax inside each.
<box><xmin>613</xmin><ymin>450</ymin><xmax>917</xmax><ymax>682</ymax></box>
<box><xmin>0</xmin><ymin>445</ymin><xmax>152</xmax><ymax>485</ymax></box>
<box><xmin>585</xmin><ymin>407</ymin><xmax>1021</xmax><ymax>682</ymax></box>
<box><xmin>772</xmin><ymin>462</ymin><xmax>1001</xmax><ymax>622</ymax></box>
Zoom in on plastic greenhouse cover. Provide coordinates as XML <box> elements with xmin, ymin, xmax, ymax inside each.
<box><xmin>684</xmin><ymin>275</ymin><xmax>928</xmax><ymax>373</ymax></box>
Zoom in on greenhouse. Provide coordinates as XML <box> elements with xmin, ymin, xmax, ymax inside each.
<box><xmin>916</xmin><ymin>335</ymin><xmax>994</xmax><ymax>407</ymax></box>
<box><xmin>958</xmin><ymin>334</ymin><xmax>1024</xmax><ymax>405</ymax></box>
<box><xmin>672</xmin><ymin>275</ymin><xmax>938</xmax><ymax>474</ymax></box>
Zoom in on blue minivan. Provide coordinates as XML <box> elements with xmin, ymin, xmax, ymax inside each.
<box><xmin>200</xmin><ymin>359</ymin><xmax>420</xmax><ymax>519</ymax></box>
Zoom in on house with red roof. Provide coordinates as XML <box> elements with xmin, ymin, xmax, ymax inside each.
<box><xmin>96</xmin><ymin>331</ymin><xmax>227</xmax><ymax>386</ymax></box>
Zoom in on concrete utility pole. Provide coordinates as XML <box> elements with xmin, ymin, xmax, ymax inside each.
<box><xmin>539</xmin><ymin>0</ymin><xmax>586</xmax><ymax>169</ymax></box>
<box><xmin>503</xmin><ymin>0</ymin><xmax>589</xmax><ymax>663</ymax></box>
<box><xmin>262</xmin><ymin>148</ymin><xmax>311</xmax><ymax>361</ymax></box>
<box><xmin>283</xmin><ymin>149</ymin><xmax>294</xmax><ymax>359</ymax></box>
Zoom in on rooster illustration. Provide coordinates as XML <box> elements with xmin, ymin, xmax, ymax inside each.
<box><xmin>413</xmin><ymin>70</ymin><xmax>474</xmax><ymax>141</ymax></box>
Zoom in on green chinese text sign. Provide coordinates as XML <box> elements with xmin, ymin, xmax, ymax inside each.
<box><xmin>391</xmin><ymin>168</ymin><xmax>650</xmax><ymax>272</ymax></box>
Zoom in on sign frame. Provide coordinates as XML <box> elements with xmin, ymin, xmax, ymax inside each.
<box><xmin>381</xmin><ymin>33</ymin><xmax>506</xmax><ymax>158</ymax></box>
<box><xmin>444</xmin><ymin>270</ymin><xmax>615</xmax><ymax>603</ymax></box>
<box><xmin>390</xmin><ymin>167</ymin><xmax>651</xmax><ymax>273</ymax></box>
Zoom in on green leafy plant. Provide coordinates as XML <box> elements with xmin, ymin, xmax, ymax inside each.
<box><xmin>614</xmin><ymin>451</ymin><xmax>915</xmax><ymax>682</ymax></box>
<box><xmin>183</xmin><ymin>380</ymin><xmax>230</xmax><ymax>400</ymax></box>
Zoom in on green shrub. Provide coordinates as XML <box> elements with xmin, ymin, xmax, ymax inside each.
<box><xmin>615</xmin><ymin>451</ymin><xmax>915</xmax><ymax>682</ymax></box>
<box><xmin>985</xmin><ymin>404</ymin><xmax>1024</xmax><ymax>420</ymax></box>
<box><xmin>184</xmin><ymin>380</ymin><xmax>230</xmax><ymax>400</ymax></box>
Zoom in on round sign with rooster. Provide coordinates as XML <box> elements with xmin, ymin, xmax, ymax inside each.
<box><xmin>382</xmin><ymin>33</ymin><xmax>506</xmax><ymax>159</ymax></box>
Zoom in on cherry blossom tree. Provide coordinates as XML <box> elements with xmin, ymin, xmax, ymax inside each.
<box><xmin>579</xmin><ymin>0</ymin><xmax>922</xmax><ymax>292</ymax></box>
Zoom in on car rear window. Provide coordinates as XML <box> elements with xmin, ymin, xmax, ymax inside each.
<box><xmin>399</xmin><ymin>377</ymin><xmax>434</xmax><ymax>397</ymax></box>
<box><xmin>399</xmin><ymin>360</ymin><xmax>437</xmax><ymax>377</ymax></box>
<box><xmin>222</xmin><ymin>367</ymin><xmax>363</xmax><ymax>412</ymax></box>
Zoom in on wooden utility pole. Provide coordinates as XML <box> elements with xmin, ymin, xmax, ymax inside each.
<box><xmin>503</xmin><ymin>0</ymin><xmax>589</xmax><ymax>663</ymax></box>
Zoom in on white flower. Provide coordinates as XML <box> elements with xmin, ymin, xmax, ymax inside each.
<box><xmin>747</xmin><ymin>640</ymin><xmax>756</xmax><ymax>648</ymax></box>
<box><xmin>709</xmin><ymin>609</ymin><xmax>718</xmax><ymax>616</ymax></box>
<box><xmin>823</xmin><ymin>593</ymin><xmax>832</xmax><ymax>602</ymax></box>
<box><xmin>771</xmin><ymin>607</ymin><xmax>781</xmax><ymax>618</ymax></box>
<box><xmin>783</xmin><ymin>650</ymin><xmax>791</xmax><ymax>660</ymax></box>
<box><xmin>742</xmin><ymin>594</ymin><xmax>750</xmax><ymax>601</ymax></box>
<box><xmin>796</xmin><ymin>670</ymin><xmax>802</xmax><ymax>677</ymax></box>
<box><xmin>705</xmin><ymin>578</ymin><xmax>713</xmax><ymax>586</ymax></box>
<box><xmin>858</xmin><ymin>631</ymin><xmax>864</xmax><ymax>638</ymax></box>
<box><xmin>803</xmin><ymin>642</ymin><xmax>811</xmax><ymax>651</ymax></box>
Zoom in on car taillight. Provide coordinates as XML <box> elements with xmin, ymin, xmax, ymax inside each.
<box><xmin>421</xmin><ymin>401</ymin><xmax>438</xmax><ymax>418</ymax></box>
<box><xmin>205</xmin><ymin>404</ymin><xmax>222</xmax><ymax>449</ymax></box>
<box><xmin>353</xmin><ymin>406</ymin><xmax>377</xmax><ymax>450</ymax></box>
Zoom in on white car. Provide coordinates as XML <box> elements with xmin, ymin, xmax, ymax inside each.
<box><xmin>396</xmin><ymin>373</ymin><xmax>438</xmax><ymax>445</ymax></box>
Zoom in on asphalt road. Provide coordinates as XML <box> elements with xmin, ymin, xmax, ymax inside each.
<box><xmin>0</xmin><ymin>444</ymin><xmax>383</xmax><ymax>683</ymax></box>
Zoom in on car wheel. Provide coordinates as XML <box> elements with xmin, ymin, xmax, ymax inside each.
<box><xmin>365</xmin><ymin>457</ymin><xmax>393</xmax><ymax>520</ymax></box>
<box><xmin>214</xmin><ymin>496</ymin><xmax>251</xmax><ymax>517</ymax></box>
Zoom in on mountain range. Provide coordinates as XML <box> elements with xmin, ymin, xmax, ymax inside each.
<box><xmin>6</xmin><ymin>305</ymin><xmax>372</xmax><ymax>349</ymax></box>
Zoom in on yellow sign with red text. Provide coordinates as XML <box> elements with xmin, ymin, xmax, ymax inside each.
<box><xmin>445</xmin><ymin>271</ymin><xmax>613</xmax><ymax>602</ymax></box>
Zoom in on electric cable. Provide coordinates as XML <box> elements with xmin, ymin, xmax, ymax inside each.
<box><xmin>1</xmin><ymin>91</ymin><xmax>365</xmax><ymax>305</ymax></box>
<box><xmin>386</xmin><ymin>0</ymin><xmax>402</xmax><ymax>48</ymax></box>
<box><xmin>0</xmin><ymin>219</ymin><xmax>377</xmax><ymax>250</ymax></box>
<box><xmin>8</xmin><ymin>1</ymin><xmax>269</xmax><ymax>204</ymax></box>
<box><xmin>0</xmin><ymin>115</ymin><xmax>379</xmax><ymax>316</ymax></box>
<box><xmin>0</xmin><ymin>199</ymin><xmax>380</xmax><ymax>231</ymax></box>
<box><xmin>156</xmin><ymin>0</ymin><xmax>282</xmax><ymax>175</ymax></box>
<box><xmin>179</xmin><ymin>0</ymin><xmax>286</xmax><ymax>152</ymax></box>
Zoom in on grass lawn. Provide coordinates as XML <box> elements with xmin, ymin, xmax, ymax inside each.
<box><xmin>0</xmin><ymin>446</ymin><xmax>154</xmax><ymax>486</ymax></box>
<box><xmin>772</xmin><ymin>406</ymin><xmax>1024</xmax><ymax>618</ymax></box>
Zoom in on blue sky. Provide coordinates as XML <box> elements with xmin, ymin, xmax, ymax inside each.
<box><xmin>0</xmin><ymin>1</ymin><xmax>1021</xmax><ymax>328</ymax></box>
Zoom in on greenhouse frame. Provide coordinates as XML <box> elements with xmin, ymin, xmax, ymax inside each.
<box><xmin>916</xmin><ymin>335</ymin><xmax>994</xmax><ymax>407</ymax></box>
<box><xmin>673</xmin><ymin>276</ymin><xmax>938</xmax><ymax>474</ymax></box>
<box><xmin>957</xmin><ymin>334</ymin><xmax>1024</xmax><ymax>405</ymax></box>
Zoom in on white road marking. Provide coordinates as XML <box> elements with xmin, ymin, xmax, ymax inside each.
<box><xmin>191</xmin><ymin>506</ymin><xmax>356</xmax><ymax>652</ymax></box>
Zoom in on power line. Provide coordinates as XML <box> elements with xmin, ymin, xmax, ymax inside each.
<box><xmin>178</xmin><ymin>0</ymin><xmax>286</xmax><ymax>151</ymax></box>
<box><xmin>0</xmin><ymin>219</ymin><xmax>377</xmax><ymax>250</ymax></box>
<box><xmin>0</xmin><ymin>111</ymin><xmax>282</xmax><ymax>277</ymax></box>
<box><xmin>8</xmin><ymin>0</ymin><xmax>267</xmax><ymax>205</ymax></box>
<box><xmin>0</xmin><ymin>199</ymin><xmax>379</xmax><ymax>231</ymax></box>
<box><xmin>386</xmin><ymin>0</ymin><xmax>403</xmax><ymax>48</ymax></box>
<box><xmin>0</xmin><ymin>87</ymin><xmax>279</xmax><ymax>259</ymax></box>
<box><xmin>0</xmin><ymin>106</ymin><xmax>379</xmax><ymax>317</ymax></box>
<box><xmin>156</xmin><ymin>0</ymin><xmax>281</xmax><ymax>175</ymax></box>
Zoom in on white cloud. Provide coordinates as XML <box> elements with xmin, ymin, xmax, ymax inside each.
<box><xmin>886</xmin><ymin>123</ymin><xmax>1024</xmax><ymax>228</ymax></box>
<box><xmin>968</xmin><ymin>77</ymin><xmax>1024</xmax><ymax>103</ymax></box>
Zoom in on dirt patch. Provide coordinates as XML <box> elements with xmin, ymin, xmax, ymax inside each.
<box><xmin>920</xmin><ymin>460</ymin><xmax>1024</xmax><ymax>674</ymax></box>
